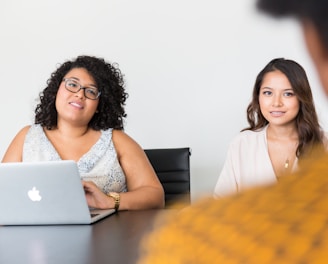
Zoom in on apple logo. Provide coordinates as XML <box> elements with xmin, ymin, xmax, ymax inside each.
<box><xmin>28</xmin><ymin>186</ymin><xmax>42</xmax><ymax>202</ymax></box>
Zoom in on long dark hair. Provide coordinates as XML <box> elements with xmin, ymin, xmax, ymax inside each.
<box><xmin>35</xmin><ymin>55</ymin><xmax>128</xmax><ymax>130</ymax></box>
<box><xmin>243</xmin><ymin>58</ymin><xmax>324</xmax><ymax>159</ymax></box>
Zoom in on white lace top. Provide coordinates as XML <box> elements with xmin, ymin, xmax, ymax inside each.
<box><xmin>23</xmin><ymin>124</ymin><xmax>127</xmax><ymax>194</ymax></box>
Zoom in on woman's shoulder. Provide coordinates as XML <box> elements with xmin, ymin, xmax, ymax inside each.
<box><xmin>112</xmin><ymin>129</ymin><xmax>136</xmax><ymax>143</ymax></box>
<box><xmin>112</xmin><ymin>129</ymin><xmax>143</xmax><ymax>154</ymax></box>
<box><xmin>16</xmin><ymin>125</ymin><xmax>33</xmax><ymax>137</ymax></box>
<box><xmin>24</xmin><ymin>124</ymin><xmax>44</xmax><ymax>136</ymax></box>
<box><xmin>226</xmin><ymin>127</ymin><xmax>267</xmax><ymax>151</ymax></box>
<box><xmin>232</xmin><ymin>127</ymin><xmax>266</xmax><ymax>142</ymax></box>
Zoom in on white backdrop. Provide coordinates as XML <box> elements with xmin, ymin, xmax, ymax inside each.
<box><xmin>1</xmin><ymin>0</ymin><xmax>328</xmax><ymax>202</ymax></box>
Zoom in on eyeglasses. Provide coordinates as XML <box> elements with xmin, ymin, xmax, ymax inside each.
<box><xmin>63</xmin><ymin>78</ymin><xmax>101</xmax><ymax>100</ymax></box>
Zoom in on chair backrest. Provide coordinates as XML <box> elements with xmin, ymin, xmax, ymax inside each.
<box><xmin>144</xmin><ymin>147</ymin><xmax>191</xmax><ymax>208</ymax></box>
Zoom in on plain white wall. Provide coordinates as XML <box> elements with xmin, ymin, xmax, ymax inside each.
<box><xmin>1</xmin><ymin>0</ymin><xmax>328</xmax><ymax>202</ymax></box>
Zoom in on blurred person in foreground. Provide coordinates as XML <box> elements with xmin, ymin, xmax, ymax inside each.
<box><xmin>138</xmin><ymin>1</ymin><xmax>328</xmax><ymax>263</ymax></box>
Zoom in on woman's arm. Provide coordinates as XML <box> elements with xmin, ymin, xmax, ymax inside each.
<box><xmin>213</xmin><ymin>146</ymin><xmax>239</xmax><ymax>198</ymax></box>
<box><xmin>112</xmin><ymin>129</ymin><xmax>165</xmax><ymax>210</ymax></box>
<box><xmin>83</xmin><ymin>129</ymin><xmax>165</xmax><ymax>210</ymax></box>
<box><xmin>2</xmin><ymin>125</ymin><xmax>31</xmax><ymax>162</ymax></box>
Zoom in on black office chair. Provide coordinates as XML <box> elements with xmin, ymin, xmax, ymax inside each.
<box><xmin>144</xmin><ymin>147</ymin><xmax>191</xmax><ymax>208</ymax></box>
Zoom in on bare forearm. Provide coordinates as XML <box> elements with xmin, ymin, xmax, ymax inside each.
<box><xmin>118</xmin><ymin>186</ymin><xmax>165</xmax><ymax>210</ymax></box>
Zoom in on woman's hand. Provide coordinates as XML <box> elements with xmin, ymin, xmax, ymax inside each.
<box><xmin>82</xmin><ymin>180</ymin><xmax>114</xmax><ymax>209</ymax></box>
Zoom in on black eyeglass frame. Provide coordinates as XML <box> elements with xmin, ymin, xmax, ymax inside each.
<box><xmin>62</xmin><ymin>78</ymin><xmax>101</xmax><ymax>100</ymax></box>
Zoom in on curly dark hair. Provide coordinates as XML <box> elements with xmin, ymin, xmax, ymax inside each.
<box><xmin>35</xmin><ymin>55</ymin><xmax>128</xmax><ymax>130</ymax></box>
<box><xmin>242</xmin><ymin>58</ymin><xmax>325</xmax><ymax>159</ymax></box>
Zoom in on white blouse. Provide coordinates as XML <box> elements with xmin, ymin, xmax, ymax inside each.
<box><xmin>23</xmin><ymin>124</ymin><xmax>127</xmax><ymax>194</ymax></box>
<box><xmin>214</xmin><ymin>126</ymin><xmax>298</xmax><ymax>198</ymax></box>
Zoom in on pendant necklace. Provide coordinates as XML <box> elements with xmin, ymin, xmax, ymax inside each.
<box><xmin>284</xmin><ymin>158</ymin><xmax>289</xmax><ymax>169</ymax></box>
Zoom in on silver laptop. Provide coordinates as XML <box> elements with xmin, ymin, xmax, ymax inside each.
<box><xmin>0</xmin><ymin>225</ymin><xmax>92</xmax><ymax>262</ymax></box>
<box><xmin>0</xmin><ymin>160</ymin><xmax>115</xmax><ymax>225</ymax></box>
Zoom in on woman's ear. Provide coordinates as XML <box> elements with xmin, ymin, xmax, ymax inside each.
<box><xmin>302</xmin><ymin>20</ymin><xmax>328</xmax><ymax>96</ymax></box>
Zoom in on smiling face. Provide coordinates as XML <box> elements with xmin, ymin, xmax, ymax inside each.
<box><xmin>259</xmin><ymin>70</ymin><xmax>300</xmax><ymax>127</ymax></box>
<box><xmin>55</xmin><ymin>68</ymin><xmax>100</xmax><ymax>126</ymax></box>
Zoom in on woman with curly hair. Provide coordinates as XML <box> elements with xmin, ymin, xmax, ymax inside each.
<box><xmin>214</xmin><ymin>58</ymin><xmax>328</xmax><ymax>198</ymax></box>
<box><xmin>2</xmin><ymin>55</ymin><xmax>164</xmax><ymax>210</ymax></box>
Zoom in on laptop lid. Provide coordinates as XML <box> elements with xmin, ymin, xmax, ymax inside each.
<box><xmin>0</xmin><ymin>225</ymin><xmax>92</xmax><ymax>263</ymax></box>
<box><xmin>0</xmin><ymin>160</ymin><xmax>115</xmax><ymax>225</ymax></box>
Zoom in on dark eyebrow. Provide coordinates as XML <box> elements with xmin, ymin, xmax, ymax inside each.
<box><xmin>260</xmin><ymin>87</ymin><xmax>293</xmax><ymax>91</ymax></box>
<box><xmin>260</xmin><ymin>86</ymin><xmax>273</xmax><ymax>90</ymax></box>
<box><xmin>65</xmin><ymin>76</ymin><xmax>80</xmax><ymax>82</ymax></box>
<box><xmin>65</xmin><ymin>77</ymin><xmax>98</xmax><ymax>88</ymax></box>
